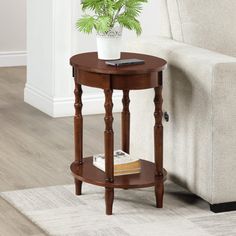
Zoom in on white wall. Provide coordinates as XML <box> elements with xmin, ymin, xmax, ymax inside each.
<box><xmin>25</xmin><ymin>0</ymin><xmax>161</xmax><ymax>117</ymax></box>
<box><xmin>0</xmin><ymin>0</ymin><xmax>27</xmax><ymax>66</ymax></box>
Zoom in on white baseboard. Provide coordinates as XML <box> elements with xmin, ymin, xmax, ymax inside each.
<box><xmin>0</xmin><ymin>51</ymin><xmax>27</xmax><ymax>67</ymax></box>
<box><xmin>24</xmin><ymin>84</ymin><xmax>122</xmax><ymax>117</ymax></box>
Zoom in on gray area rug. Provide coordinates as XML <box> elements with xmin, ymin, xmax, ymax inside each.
<box><xmin>1</xmin><ymin>182</ymin><xmax>236</xmax><ymax>236</ymax></box>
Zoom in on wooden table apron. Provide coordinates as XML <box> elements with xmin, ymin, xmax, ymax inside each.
<box><xmin>70</xmin><ymin>52</ymin><xmax>167</xmax><ymax>215</ymax></box>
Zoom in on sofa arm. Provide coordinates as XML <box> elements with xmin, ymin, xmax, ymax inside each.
<box><xmin>211</xmin><ymin>62</ymin><xmax>236</xmax><ymax>203</ymax></box>
<box><xmin>125</xmin><ymin>36</ymin><xmax>236</xmax><ymax>71</ymax></box>
<box><xmin>126</xmin><ymin>37</ymin><xmax>236</xmax><ymax>204</ymax></box>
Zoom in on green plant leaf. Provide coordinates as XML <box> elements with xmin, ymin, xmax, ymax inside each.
<box><xmin>76</xmin><ymin>16</ymin><xmax>95</xmax><ymax>34</ymax></box>
<box><xmin>81</xmin><ymin>0</ymin><xmax>103</xmax><ymax>11</ymax></box>
<box><xmin>81</xmin><ymin>0</ymin><xmax>105</xmax><ymax>15</ymax></box>
<box><xmin>95</xmin><ymin>16</ymin><xmax>112</xmax><ymax>33</ymax></box>
<box><xmin>124</xmin><ymin>0</ymin><xmax>148</xmax><ymax>17</ymax></box>
<box><xmin>114</xmin><ymin>0</ymin><xmax>125</xmax><ymax>10</ymax></box>
<box><xmin>118</xmin><ymin>15</ymin><xmax>142</xmax><ymax>35</ymax></box>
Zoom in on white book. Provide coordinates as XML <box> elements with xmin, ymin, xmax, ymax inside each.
<box><xmin>93</xmin><ymin>150</ymin><xmax>139</xmax><ymax>166</ymax></box>
<box><xmin>93</xmin><ymin>150</ymin><xmax>141</xmax><ymax>175</ymax></box>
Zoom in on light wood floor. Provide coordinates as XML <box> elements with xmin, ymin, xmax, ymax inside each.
<box><xmin>0</xmin><ymin>67</ymin><xmax>121</xmax><ymax>236</ymax></box>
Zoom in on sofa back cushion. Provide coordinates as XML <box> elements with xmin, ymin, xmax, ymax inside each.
<box><xmin>156</xmin><ymin>0</ymin><xmax>172</xmax><ymax>38</ymax></box>
<box><xmin>167</xmin><ymin>0</ymin><xmax>236</xmax><ymax>57</ymax></box>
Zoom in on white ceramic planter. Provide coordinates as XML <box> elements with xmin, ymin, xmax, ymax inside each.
<box><xmin>96</xmin><ymin>27</ymin><xmax>122</xmax><ymax>60</ymax></box>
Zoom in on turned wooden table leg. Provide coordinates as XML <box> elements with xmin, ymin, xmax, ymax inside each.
<box><xmin>122</xmin><ymin>90</ymin><xmax>130</xmax><ymax>154</ymax></box>
<box><xmin>104</xmin><ymin>89</ymin><xmax>114</xmax><ymax>215</ymax></box>
<box><xmin>154</xmin><ymin>72</ymin><xmax>164</xmax><ymax>208</ymax></box>
<box><xmin>74</xmin><ymin>76</ymin><xmax>83</xmax><ymax>195</ymax></box>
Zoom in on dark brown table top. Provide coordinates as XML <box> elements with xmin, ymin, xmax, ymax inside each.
<box><xmin>70</xmin><ymin>52</ymin><xmax>167</xmax><ymax>75</ymax></box>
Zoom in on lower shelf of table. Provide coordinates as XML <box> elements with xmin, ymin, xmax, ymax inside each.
<box><xmin>70</xmin><ymin>157</ymin><xmax>167</xmax><ymax>189</ymax></box>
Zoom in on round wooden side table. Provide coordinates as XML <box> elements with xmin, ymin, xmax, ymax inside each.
<box><xmin>70</xmin><ymin>52</ymin><xmax>167</xmax><ymax>215</ymax></box>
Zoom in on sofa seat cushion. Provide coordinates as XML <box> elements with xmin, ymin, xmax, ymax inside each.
<box><xmin>167</xmin><ymin>0</ymin><xmax>236</xmax><ymax>57</ymax></box>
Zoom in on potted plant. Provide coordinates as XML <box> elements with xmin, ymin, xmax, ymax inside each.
<box><xmin>76</xmin><ymin>0</ymin><xmax>147</xmax><ymax>60</ymax></box>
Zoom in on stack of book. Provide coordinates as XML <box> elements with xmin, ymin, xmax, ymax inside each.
<box><xmin>93</xmin><ymin>150</ymin><xmax>141</xmax><ymax>176</ymax></box>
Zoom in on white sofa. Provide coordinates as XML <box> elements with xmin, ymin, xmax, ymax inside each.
<box><xmin>127</xmin><ymin>0</ymin><xmax>236</xmax><ymax>212</ymax></box>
